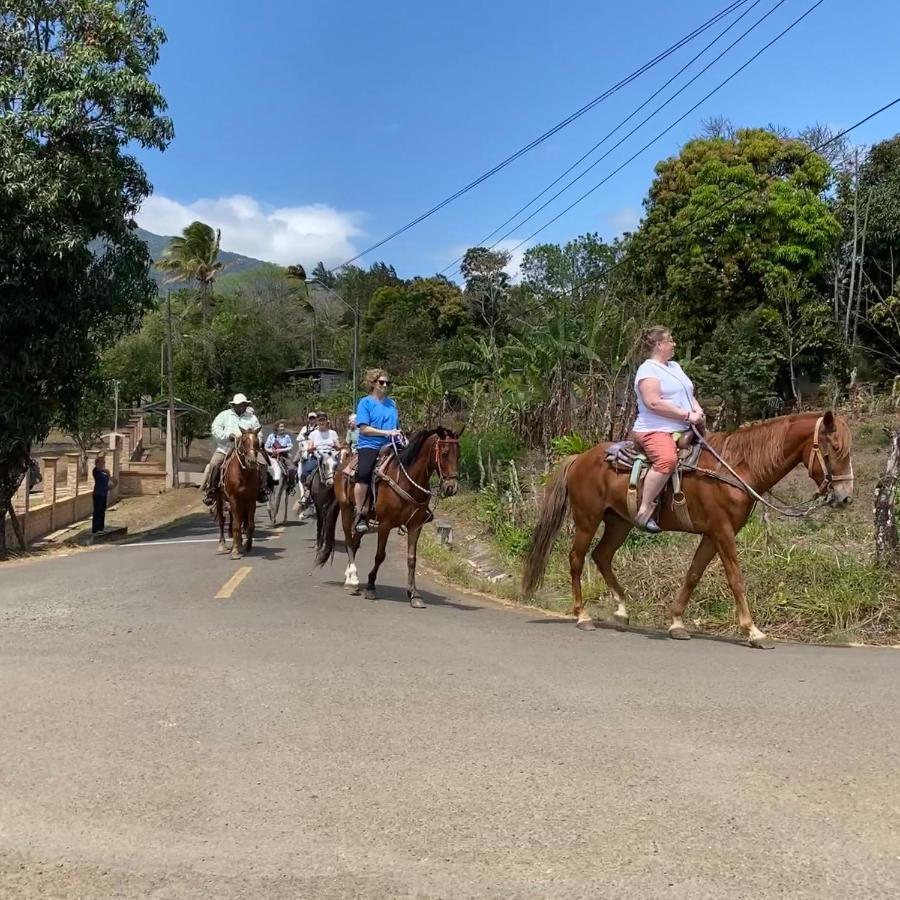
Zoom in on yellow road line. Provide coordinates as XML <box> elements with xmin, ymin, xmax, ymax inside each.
<box><xmin>215</xmin><ymin>566</ymin><xmax>252</xmax><ymax>600</ymax></box>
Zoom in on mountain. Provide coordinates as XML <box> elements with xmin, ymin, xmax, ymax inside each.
<box><xmin>135</xmin><ymin>226</ymin><xmax>270</xmax><ymax>289</ymax></box>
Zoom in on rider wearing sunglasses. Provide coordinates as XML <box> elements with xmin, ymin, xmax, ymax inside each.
<box><xmin>353</xmin><ymin>368</ymin><xmax>402</xmax><ymax>532</ymax></box>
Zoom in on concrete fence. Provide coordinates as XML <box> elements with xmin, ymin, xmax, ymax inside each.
<box><xmin>6</xmin><ymin>440</ymin><xmax>122</xmax><ymax>548</ymax></box>
<box><xmin>2</xmin><ymin>413</ymin><xmax>214</xmax><ymax>548</ymax></box>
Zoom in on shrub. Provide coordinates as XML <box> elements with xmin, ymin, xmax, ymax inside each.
<box><xmin>459</xmin><ymin>428</ymin><xmax>524</xmax><ymax>486</ymax></box>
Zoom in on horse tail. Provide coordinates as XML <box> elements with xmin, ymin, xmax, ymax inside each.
<box><xmin>521</xmin><ymin>455</ymin><xmax>576</xmax><ymax>599</ymax></box>
<box><xmin>315</xmin><ymin>491</ymin><xmax>340</xmax><ymax>567</ymax></box>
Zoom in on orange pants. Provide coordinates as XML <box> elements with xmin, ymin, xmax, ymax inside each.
<box><xmin>634</xmin><ymin>431</ymin><xmax>678</xmax><ymax>474</ymax></box>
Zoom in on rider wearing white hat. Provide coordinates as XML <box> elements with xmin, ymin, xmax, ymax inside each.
<box><xmin>202</xmin><ymin>393</ymin><xmax>268</xmax><ymax>506</ymax></box>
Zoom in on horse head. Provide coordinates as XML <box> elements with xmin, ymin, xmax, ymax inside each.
<box><xmin>318</xmin><ymin>448</ymin><xmax>340</xmax><ymax>487</ymax></box>
<box><xmin>237</xmin><ymin>427</ymin><xmax>261</xmax><ymax>465</ymax></box>
<box><xmin>801</xmin><ymin>411</ymin><xmax>854</xmax><ymax>506</ymax></box>
<box><xmin>432</xmin><ymin>426</ymin><xmax>462</xmax><ymax>498</ymax></box>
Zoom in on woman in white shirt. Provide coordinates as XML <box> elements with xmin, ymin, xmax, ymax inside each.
<box><xmin>300</xmin><ymin>411</ymin><xmax>340</xmax><ymax>486</ymax></box>
<box><xmin>631</xmin><ymin>326</ymin><xmax>705</xmax><ymax>532</ymax></box>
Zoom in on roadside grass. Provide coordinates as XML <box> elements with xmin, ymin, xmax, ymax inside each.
<box><xmin>421</xmin><ymin>417</ymin><xmax>900</xmax><ymax>644</ymax></box>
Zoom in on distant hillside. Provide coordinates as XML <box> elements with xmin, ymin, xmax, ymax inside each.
<box><xmin>135</xmin><ymin>226</ymin><xmax>270</xmax><ymax>289</ymax></box>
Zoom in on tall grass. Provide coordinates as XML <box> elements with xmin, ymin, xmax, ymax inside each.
<box><xmin>423</xmin><ymin>470</ymin><xmax>900</xmax><ymax>644</ymax></box>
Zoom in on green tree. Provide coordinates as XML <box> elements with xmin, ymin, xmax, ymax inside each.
<box><xmin>361</xmin><ymin>277</ymin><xmax>469</xmax><ymax>377</ymax></box>
<box><xmin>56</xmin><ymin>381</ymin><xmax>114</xmax><ymax>470</ymax></box>
<box><xmin>311</xmin><ymin>260</ymin><xmax>336</xmax><ymax>288</ymax></box>
<box><xmin>630</xmin><ymin>128</ymin><xmax>840</xmax><ymax>351</ymax></box>
<box><xmin>157</xmin><ymin>221</ymin><xmax>223</xmax><ymax>323</ymax></box>
<box><xmin>461</xmin><ymin>247</ymin><xmax>512</xmax><ymax>349</ymax></box>
<box><xmin>0</xmin><ymin>0</ymin><xmax>172</xmax><ymax>551</ymax></box>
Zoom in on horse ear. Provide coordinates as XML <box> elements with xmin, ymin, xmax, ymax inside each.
<box><xmin>822</xmin><ymin>410</ymin><xmax>836</xmax><ymax>433</ymax></box>
<box><xmin>239</xmin><ymin>427</ymin><xmax>248</xmax><ymax>435</ymax></box>
<box><xmin>456</xmin><ymin>423</ymin><xmax>466</xmax><ymax>439</ymax></box>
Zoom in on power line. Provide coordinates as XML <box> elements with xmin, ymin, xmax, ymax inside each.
<box><xmin>440</xmin><ymin>0</ymin><xmax>774</xmax><ymax>276</ymax></box>
<box><xmin>331</xmin><ymin>0</ymin><xmax>757</xmax><ymax>271</ymax></box>
<box><xmin>501</xmin><ymin>0</ymin><xmax>827</xmax><ymax>262</ymax></box>
<box><xmin>535</xmin><ymin>95</ymin><xmax>900</xmax><ymax>303</ymax></box>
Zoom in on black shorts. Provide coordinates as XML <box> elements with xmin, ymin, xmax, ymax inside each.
<box><xmin>355</xmin><ymin>448</ymin><xmax>380</xmax><ymax>485</ymax></box>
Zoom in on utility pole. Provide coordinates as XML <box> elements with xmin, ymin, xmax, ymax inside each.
<box><xmin>165</xmin><ymin>290</ymin><xmax>177</xmax><ymax>489</ymax></box>
<box><xmin>112</xmin><ymin>380</ymin><xmax>120</xmax><ymax>435</ymax></box>
<box><xmin>352</xmin><ymin>292</ymin><xmax>360</xmax><ymax>409</ymax></box>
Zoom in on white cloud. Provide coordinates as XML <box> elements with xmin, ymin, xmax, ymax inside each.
<box><xmin>606</xmin><ymin>205</ymin><xmax>641</xmax><ymax>236</ymax></box>
<box><xmin>138</xmin><ymin>194</ymin><xmax>365</xmax><ymax>267</ymax></box>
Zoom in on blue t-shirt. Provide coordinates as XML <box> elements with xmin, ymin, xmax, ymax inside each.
<box><xmin>356</xmin><ymin>395</ymin><xmax>399</xmax><ymax>450</ymax></box>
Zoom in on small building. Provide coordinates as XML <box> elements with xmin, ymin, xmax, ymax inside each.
<box><xmin>285</xmin><ymin>366</ymin><xmax>349</xmax><ymax>395</ymax></box>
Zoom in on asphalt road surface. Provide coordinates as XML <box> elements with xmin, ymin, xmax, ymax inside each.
<box><xmin>2</xmin><ymin>505</ymin><xmax>900</xmax><ymax>899</ymax></box>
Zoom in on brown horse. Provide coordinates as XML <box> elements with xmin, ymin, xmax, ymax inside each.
<box><xmin>215</xmin><ymin>428</ymin><xmax>262</xmax><ymax>560</ymax></box>
<box><xmin>316</xmin><ymin>428</ymin><xmax>461</xmax><ymax>607</ymax></box>
<box><xmin>522</xmin><ymin>412</ymin><xmax>854</xmax><ymax>648</ymax></box>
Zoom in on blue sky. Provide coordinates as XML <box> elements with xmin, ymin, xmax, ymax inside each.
<box><xmin>136</xmin><ymin>0</ymin><xmax>900</xmax><ymax>279</ymax></box>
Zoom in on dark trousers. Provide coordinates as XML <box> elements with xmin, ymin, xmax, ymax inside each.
<box><xmin>92</xmin><ymin>494</ymin><xmax>107</xmax><ymax>533</ymax></box>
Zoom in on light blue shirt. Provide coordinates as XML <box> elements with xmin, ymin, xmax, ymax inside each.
<box><xmin>265</xmin><ymin>433</ymin><xmax>293</xmax><ymax>453</ymax></box>
<box><xmin>211</xmin><ymin>408</ymin><xmax>261</xmax><ymax>452</ymax></box>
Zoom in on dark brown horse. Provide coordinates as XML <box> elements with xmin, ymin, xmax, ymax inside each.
<box><xmin>522</xmin><ymin>412</ymin><xmax>854</xmax><ymax>648</ymax></box>
<box><xmin>316</xmin><ymin>428</ymin><xmax>461</xmax><ymax>607</ymax></box>
<box><xmin>215</xmin><ymin>428</ymin><xmax>262</xmax><ymax>560</ymax></box>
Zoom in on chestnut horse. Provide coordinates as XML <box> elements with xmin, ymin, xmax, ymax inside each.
<box><xmin>522</xmin><ymin>412</ymin><xmax>854</xmax><ymax>648</ymax></box>
<box><xmin>215</xmin><ymin>428</ymin><xmax>262</xmax><ymax>560</ymax></box>
<box><xmin>316</xmin><ymin>428</ymin><xmax>461</xmax><ymax>607</ymax></box>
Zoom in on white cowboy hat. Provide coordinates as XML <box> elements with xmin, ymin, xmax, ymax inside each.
<box><xmin>230</xmin><ymin>393</ymin><xmax>250</xmax><ymax>405</ymax></box>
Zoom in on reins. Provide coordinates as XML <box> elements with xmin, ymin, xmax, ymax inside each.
<box><xmin>688</xmin><ymin>419</ymin><xmax>845</xmax><ymax>518</ymax></box>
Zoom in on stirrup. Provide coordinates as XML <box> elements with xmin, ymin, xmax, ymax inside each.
<box><xmin>353</xmin><ymin>513</ymin><xmax>368</xmax><ymax>534</ymax></box>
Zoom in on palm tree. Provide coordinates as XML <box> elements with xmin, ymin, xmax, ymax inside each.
<box><xmin>157</xmin><ymin>221</ymin><xmax>223</xmax><ymax>323</ymax></box>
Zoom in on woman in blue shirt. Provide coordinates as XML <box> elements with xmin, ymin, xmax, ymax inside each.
<box><xmin>354</xmin><ymin>368</ymin><xmax>401</xmax><ymax>532</ymax></box>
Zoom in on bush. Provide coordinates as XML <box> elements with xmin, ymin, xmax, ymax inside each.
<box><xmin>459</xmin><ymin>428</ymin><xmax>524</xmax><ymax>486</ymax></box>
<box><xmin>551</xmin><ymin>432</ymin><xmax>592</xmax><ymax>456</ymax></box>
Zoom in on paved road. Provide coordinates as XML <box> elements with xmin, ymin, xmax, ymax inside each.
<box><xmin>2</xmin><ymin>506</ymin><xmax>900</xmax><ymax>898</ymax></box>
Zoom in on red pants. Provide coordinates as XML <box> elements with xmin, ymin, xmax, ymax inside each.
<box><xmin>634</xmin><ymin>431</ymin><xmax>678</xmax><ymax>474</ymax></box>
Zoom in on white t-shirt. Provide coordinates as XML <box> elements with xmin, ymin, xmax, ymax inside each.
<box><xmin>633</xmin><ymin>360</ymin><xmax>695</xmax><ymax>434</ymax></box>
<box><xmin>308</xmin><ymin>429</ymin><xmax>340</xmax><ymax>454</ymax></box>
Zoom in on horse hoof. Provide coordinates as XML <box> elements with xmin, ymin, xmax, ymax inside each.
<box><xmin>613</xmin><ymin>612</ymin><xmax>630</xmax><ymax>631</ymax></box>
<box><xmin>669</xmin><ymin>626</ymin><xmax>691</xmax><ymax>641</ymax></box>
<box><xmin>409</xmin><ymin>594</ymin><xmax>426</xmax><ymax>609</ymax></box>
<box><xmin>364</xmin><ymin>588</ymin><xmax>377</xmax><ymax>601</ymax></box>
<box><xmin>748</xmin><ymin>636</ymin><xmax>775</xmax><ymax>650</ymax></box>
<box><xmin>217</xmin><ymin>544</ymin><xmax>228</xmax><ymax>555</ymax></box>
<box><xmin>576</xmin><ymin>618</ymin><xmax>596</xmax><ymax>631</ymax></box>
<box><xmin>348</xmin><ymin>585</ymin><xmax>361</xmax><ymax>596</ymax></box>
<box><xmin>230</xmin><ymin>553</ymin><xmax>242</xmax><ymax>561</ymax></box>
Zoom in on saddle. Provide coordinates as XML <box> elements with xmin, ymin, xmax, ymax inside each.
<box><xmin>341</xmin><ymin>444</ymin><xmax>433</xmax><ymax>530</ymax></box>
<box><xmin>342</xmin><ymin>444</ymin><xmax>394</xmax><ymax>481</ymax></box>
<box><xmin>604</xmin><ymin>438</ymin><xmax>702</xmax><ymax>530</ymax></box>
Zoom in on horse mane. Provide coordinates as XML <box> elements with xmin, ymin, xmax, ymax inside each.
<box><xmin>401</xmin><ymin>427</ymin><xmax>452</xmax><ymax>466</ymax></box>
<box><xmin>704</xmin><ymin>412</ymin><xmax>851</xmax><ymax>478</ymax></box>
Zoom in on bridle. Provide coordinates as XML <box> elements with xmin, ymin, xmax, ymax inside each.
<box><xmin>690</xmin><ymin>415</ymin><xmax>852</xmax><ymax>516</ymax></box>
<box><xmin>432</xmin><ymin>435</ymin><xmax>460</xmax><ymax>485</ymax></box>
<box><xmin>389</xmin><ymin>433</ymin><xmax>460</xmax><ymax>501</ymax></box>
<box><xmin>808</xmin><ymin>416</ymin><xmax>853</xmax><ymax>496</ymax></box>
<box><xmin>316</xmin><ymin>448</ymin><xmax>340</xmax><ymax>486</ymax></box>
<box><xmin>234</xmin><ymin>437</ymin><xmax>252</xmax><ymax>469</ymax></box>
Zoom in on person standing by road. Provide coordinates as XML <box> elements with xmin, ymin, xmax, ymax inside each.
<box><xmin>91</xmin><ymin>455</ymin><xmax>116</xmax><ymax>534</ymax></box>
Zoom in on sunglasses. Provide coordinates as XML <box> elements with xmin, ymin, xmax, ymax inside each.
<box><xmin>376</xmin><ymin>379</ymin><xmax>392</xmax><ymax>386</ymax></box>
